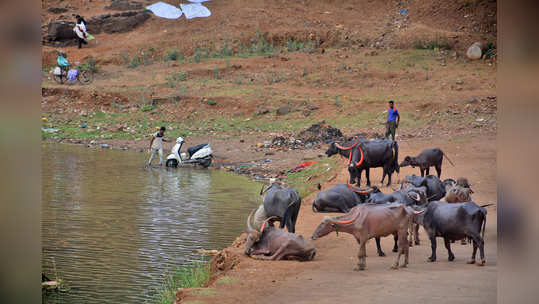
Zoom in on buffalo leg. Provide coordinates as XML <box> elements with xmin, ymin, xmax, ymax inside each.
<box><xmin>444</xmin><ymin>237</ymin><xmax>455</xmax><ymax>261</ymax></box>
<box><xmin>470</xmin><ymin>233</ymin><xmax>485</xmax><ymax>266</ymax></box>
<box><xmin>392</xmin><ymin>234</ymin><xmax>398</xmax><ymax>252</ymax></box>
<box><xmin>365</xmin><ymin>168</ymin><xmax>371</xmax><ymax>187</ymax></box>
<box><xmin>414</xmin><ymin>224</ymin><xmax>420</xmax><ymax>245</ymax></box>
<box><xmin>375</xmin><ymin>237</ymin><xmax>385</xmax><ymax>257</ymax></box>
<box><xmin>420</xmin><ymin>168</ymin><xmax>425</xmax><ymax>177</ymax></box>
<box><xmin>428</xmin><ymin>234</ymin><xmax>437</xmax><ymax>262</ymax></box>
<box><xmin>387</xmin><ymin>170</ymin><xmax>392</xmax><ymax>186</ymax></box>
<box><xmin>426</xmin><ymin>167</ymin><xmax>430</xmax><ymax>176</ymax></box>
<box><xmin>355</xmin><ymin>239</ymin><xmax>367</xmax><ymax>271</ymax></box>
<box><xmin>392</xmin><ymin>229</ymin><xmax>409</xmax><ymax>269</ymax></box>
<box><xmin>408</xmin><ymin>223</ymin><xmax>414</xmax><ymax>247</ymax></box>
<box><xmin>348</xmin><ymin>165</ymin><xmax>356</xmax><ymax>185</ymax></box>
<box><xmin>435</xmin><ymin>164</ymin><xmax>442</xmax><ymax>178</ymax></box>
<box><xmin>468</xmin><ymin>241</ymin><xmax>478</xmax><ymax>264</ymax></box>
<box><xmin>263</xmin><ymin>240</ymin><xmax>292</xmax><ymax>260</ymax></box>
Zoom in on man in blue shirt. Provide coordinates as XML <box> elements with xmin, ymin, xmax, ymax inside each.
<box><xmin>385</xmin><ymin>100</ymin><xmax>400</xmax><ymax>141</ymax></box>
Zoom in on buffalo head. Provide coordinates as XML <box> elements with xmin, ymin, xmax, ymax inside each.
<box><xmin>325</xmin><ymin>142</ymin><xmax>339</xmax><ymax>157</ymax></box>
<box><xmin>311</xmin><ymin>216</ymin><xmax>337</xmax><ymax>240</ymax></box>
<box><xmin>245</xmin><ymin>210</ymin><xmax>262</xmax><ymax>255</ymax></box>
<box><xmin>399</xmin><ymin>156</ymin><xmax>414</xmax><ymax>167</ymax></box>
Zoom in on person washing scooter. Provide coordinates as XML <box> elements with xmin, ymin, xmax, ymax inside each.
<box><xmin>148</xmin><ymin>127</ymin><xmax>169</xmax><ymax>166</ymax></box>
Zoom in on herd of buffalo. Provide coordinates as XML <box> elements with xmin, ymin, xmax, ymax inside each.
<box><xmin>243</xmin><ymin>138</ymin><xmax>491</xmax><ymax>271</ymax></box>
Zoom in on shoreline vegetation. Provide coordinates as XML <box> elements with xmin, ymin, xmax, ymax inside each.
<box><xmin>150</xmin><ymin>259</ymin><xmax>211</xmax><ymax>304</ymax></box>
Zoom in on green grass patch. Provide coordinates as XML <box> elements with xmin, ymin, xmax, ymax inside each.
<box><xmin>216</xmin><ymin>276</ymin><xmax>236</xmax><ymax>285</ymax></box>
<box><xmin>140</xmin><ymin>105</ymin><xmax>156</xmax><ymax>112</ymax></box>
<box><xmin>150</xmin><ymin>260</ymin><xmax>210</xmax><ymax>304</ymax></box>
<box><xmin>192</xmin><ymin>289</ymin><xmax>218</xmax><ymax>296</ymax></box>
<box><xmin>286</xmin><ymin>157</ymin><xmax>340</xmax><ymax>197</ymax></box>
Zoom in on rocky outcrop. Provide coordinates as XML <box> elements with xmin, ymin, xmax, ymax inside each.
<box><xmin>105</xmin><ymin>0</ymin><xmax>143</xmax><ymax>11</ymax></box>
<box><xmin>43</xmin><ymin>10</ymin><xmax>150</xmax><ymax>46</ymax></box>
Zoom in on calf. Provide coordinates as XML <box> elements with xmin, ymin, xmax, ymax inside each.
<box><xmin>415</xmin><ymin>201</ymin><xmax>487</xmax><ymax>265</ymax></box>
<box><xmin>445</xmin><ymin>186</ymin><xmax>473</xmax><ymax>203</ymax></box>
<box><xmin>311</xmin><ymin>203</ymin><xmax>421</xmax><ymax>270</ymax></box>
<box><xmin>400</xmin><ymin>148</ymin><xmax>454</xmax><ymax>177</ymax></box>
<box><xmin>245</xmin><ymin>211</ymin><xmax>316</xmax><ymax>261</ymax></box>
<box><xmin>312</xmin><ymin>184</ymin><xmax>372</xmax><ymax>213</ymax></box>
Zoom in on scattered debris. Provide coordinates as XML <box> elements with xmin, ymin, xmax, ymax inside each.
<box><xmin>42</xmin><ymin>128</ymin><xmax>59</xmax><ymax>133</ymax></box>
<box><xmin>196</xmin><ymin>249</ymin><xmax>220</xmax><ymax>255</ymax></box>
<box><xmin>467</xmin><ymin>42</ymin><xmax>482</xmax><ymax>60</ymax></box>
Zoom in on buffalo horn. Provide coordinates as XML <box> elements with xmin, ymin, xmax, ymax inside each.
<box><xmin>246</xmin><ymin>209</ymin><xmax>255</xmax><ymax>232</ymax></box>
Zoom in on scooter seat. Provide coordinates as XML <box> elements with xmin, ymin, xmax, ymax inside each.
<box><xmin>187</xmin><ymin>143</ymin><xmax>208</xmax><ymax>158</ymax></box>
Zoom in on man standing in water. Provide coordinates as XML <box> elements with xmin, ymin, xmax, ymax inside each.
<box><xmin>385</xmin><ymin>100</ymin><xmax>400</xmax><ymax>141</ymax></box>
<box><xmin>148</xmin><ymin>127</ymin><xmax>169</xmax><ymax>166</ymax></box>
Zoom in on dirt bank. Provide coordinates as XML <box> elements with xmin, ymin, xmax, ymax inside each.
<box><xmin>179</xmin><ymin>134</ymin><xmax>496</xmax><ymax>304</ymax></box>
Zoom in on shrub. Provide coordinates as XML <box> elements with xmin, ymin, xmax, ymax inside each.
<box><xmin>79</xmin><ymin>58</ymin><xmax>98</xmax><ymax>73</ymax></box>
<box><xmin>207</xmin><ymin>99</ymin><xmax>217</xmax><ymax>106</ymax></box>
<box><xmin>167</xmin><ymin>71</ymin><xmax>187</xmax><ymax>87</ymax></box>
<box><xmin>164</xmin><ymin>48</ymin><xmax>183</xmax><ymax>61</ymax></box>
<box><xmin>140</xmin><ymin>104</ymin><xmax>156</xmax><ymax>112</ymax></box>
<box><xmin>129</xmin><ymin>56</ymin><xmax>141</xmax><ymax>68</ymax></box>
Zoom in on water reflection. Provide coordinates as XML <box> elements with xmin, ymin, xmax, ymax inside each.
<box><xmin>42</xmin><ymin>144</ymin><xmax>261</xmax><ymax>303</ymax></box>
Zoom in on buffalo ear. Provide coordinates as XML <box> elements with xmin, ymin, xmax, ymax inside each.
<box><xmin>404</xmin><ymin>156</ymin><xmax>411</xmax><ymax>161</ymax></box>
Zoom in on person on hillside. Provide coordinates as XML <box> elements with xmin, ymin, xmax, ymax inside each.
<box><xmin>74</xmin><ymin>15</ymin><xmax>88</xmax><ymax>49</ymax></box>
<box><xmin>385</xmin><ymin>100</ymin><xmax>400</xmax><ymax>141</ymax></box>
<box><xmin>148</xmin><ymin>127</ymin><xmax>169</xmax><ymax>166</ymax></box>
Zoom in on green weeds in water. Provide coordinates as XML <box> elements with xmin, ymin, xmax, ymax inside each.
<box><xmin>150</xmin><ymin>260</ymin><xmax>210</xmax><ymax>304</ymax></box>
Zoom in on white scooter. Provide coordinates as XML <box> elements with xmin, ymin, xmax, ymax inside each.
<box><xmin>165</xmin><ymin>137</ymin><xmax>213</xmax><ymax>168</ymax></box>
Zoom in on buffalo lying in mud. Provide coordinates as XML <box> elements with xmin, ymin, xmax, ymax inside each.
<box><xmin>256</xmin><ymin>182</ymin><xmax>301</xmax><ymax>233</ymax></box>
<box><xmin>414</xmin><ymin>201</ymin><xmax>488</xmax><ymax>265</ymax></box>
<box><xmin>325</xmin><ymin>139</ymin><xmax>399</xmax><ymax>187</ymax></box>
<box><xmin>244</xmin><ymin>210</ymin><xmax>316</xmax><ymax>261</ymax></box>
<box><xmin>400</xmin><ymin>148</ymin><xmax>455</xmax><ymax>178</ymax></box>
<box><xmin>312</xmin><ymin>184</ymin><xmax>374</xmax><ymax>213</ymax></box>
<box><xmin>312</xmin><ymin>203</ymin><xmax>423</xmax><ymax>270</ymax></box>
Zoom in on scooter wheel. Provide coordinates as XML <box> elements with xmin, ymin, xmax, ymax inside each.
<box><xmin>200</xmin><ymin>158</ymin><xmax>212</xmax><ymax>168</ymax></box>
<box><xmin>166</xmin><ymin>159</ymin><xmax>178</xmax><ymax>167</ymax></box>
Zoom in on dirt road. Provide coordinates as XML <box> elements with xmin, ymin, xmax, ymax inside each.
<box><xmin>183</xmin><ymin>135</ymin><xmax>496</xmax><ymax>304</ymax></box>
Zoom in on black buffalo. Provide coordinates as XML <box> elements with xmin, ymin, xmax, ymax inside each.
<box><xmin>415</xmin><ymin>201</ymin><xmax>488</xmax><ymax>265</ymax></box>
<box><xmin>403</xmin><ymin>174</ymin><xmax>446</xmax><ymax>201</ymax></box>
<box><xmin>312</xmin><ymin>184</ymin><xmax>373</xmax><ymax>213</ymax></box>
<box><xmin>260</xmin><ymin>182</ymin><xmax>302</xmax><ymax>233</ymax></box>
<box><xmin>400</xmin><ymin>148</ymin><xmax>454</xmax><ymax>177</ymax></box>
<box><xmin>326</xmin><ymin>139</ymin><xmax>399</xmax><ymax>187</ymax></box>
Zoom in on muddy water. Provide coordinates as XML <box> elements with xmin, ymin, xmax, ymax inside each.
<box><xmin>42</xmin><ymin>144</ymin><xmax>261</xmax><ymax>303</ymax></box>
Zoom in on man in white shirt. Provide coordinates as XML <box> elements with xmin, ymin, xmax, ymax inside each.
<box><xmin>148</xmin><ymin>126</ymin><xmax>169</xmax><ymax>166</ymax></box>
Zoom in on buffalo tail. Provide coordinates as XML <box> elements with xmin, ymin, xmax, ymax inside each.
<box><xmin>442</xmin><ymin>151</ymin><xmax>456</xmax><ymax>167</ymax></box>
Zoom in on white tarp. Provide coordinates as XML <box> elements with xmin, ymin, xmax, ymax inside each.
<box><xmin>146</xmin><ymin>2</ymin><xmax>183</xmax><ymax>19</ymax></box>
<box><xmin>180</xmin><ymin>3</ymin><xmax>211</xmax><ymax>19</ymax></box>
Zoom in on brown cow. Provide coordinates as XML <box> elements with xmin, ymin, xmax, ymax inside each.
<box><xmin>311</xmin><ymin>203</ymin><xmax>422</xmax><ymax>270</ymax></box>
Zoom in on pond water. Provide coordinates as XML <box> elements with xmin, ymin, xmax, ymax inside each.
<box><xmin>42</xmin><ymin>144</ymin><xmax>261</xmax><ymax>303</ymax></box>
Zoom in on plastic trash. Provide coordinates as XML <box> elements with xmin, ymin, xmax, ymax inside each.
<box><xmin>400</xmin><ymin>9</ymin><xmax>408</xmax><ymax>15</ymax></box>
<box><xmin>180</xmin><ymin>3</ymin><xmax>211</xmax><ymax>19</ymax></box>
<box><xmin>146</xmin><ymin>2</ymin><xmax>183</xmax><ymax>19</ymax></box>
<box><xmin>41</xmin><ymin>128</ymin><xmax>58</xmax><ymax>133</ymax></box>
<box><xmin>80</xmin><ymin>123</ymin><xmax>87</xmax><ymax>128</ymax></box>
<box><xmin>67</xmin><ymin>69</ymin><xmax>78</xmax><ymax>82</ymax></box>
